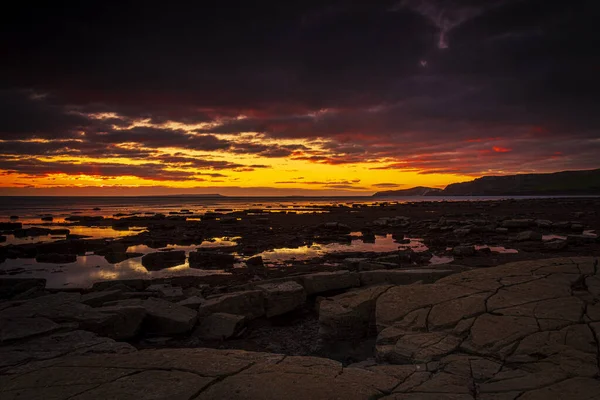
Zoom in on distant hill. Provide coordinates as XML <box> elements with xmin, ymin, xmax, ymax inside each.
<box><xmin>373</xmin><ymin>186</ymin><xmax>443</xmax><ymax>197</ymax></box>
<box><xmin>372</xmin><ymin>169</ymin><xmax>600</xmax><ymax>197</ymax></box>
<box><xmin>441</xmin><ymin>169</ymin><xmax>600</xmax><ymax>196</ymax></box>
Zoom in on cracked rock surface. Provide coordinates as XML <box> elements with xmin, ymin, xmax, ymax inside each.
<box><xmin>2</xmin><ymin>257</ymin><xmax>600</xmax><ymax>399</ymax></box>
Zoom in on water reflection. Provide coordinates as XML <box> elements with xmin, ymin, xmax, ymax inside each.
<box><xmin>475</xmin><ymin>245</ymin><xmax>519</xmax><ymax>254</ymax></box>
<box><xmin>0</xmin><ymin>225</ymin><xmax>144</xmax><ymax>246</ymax></box>
<box><xmin>257</xmin><ymin>234</ymin><xmax>434</xmax><ymax>264</ymax></box>
<box><xmin>0</xmin><ymin>254</ymin><xmax>227</xmax><ymax>289</ymax></box>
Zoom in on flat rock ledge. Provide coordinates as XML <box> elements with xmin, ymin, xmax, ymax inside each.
<box><xmin>2</xmin><ymin>257</ymin><xmax>600</xmax><ymax>399</ymax></box>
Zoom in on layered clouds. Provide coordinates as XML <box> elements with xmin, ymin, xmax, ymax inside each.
<box><xmin>1</xmin><ymin>0</ymin><xmax>598</xmax><ymax>194</ymax></box>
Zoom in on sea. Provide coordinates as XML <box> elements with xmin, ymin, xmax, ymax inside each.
<box><xmin>0</xmin><ymin>195</ymin><xmax>592</xmax><ymax>222</ymax></box>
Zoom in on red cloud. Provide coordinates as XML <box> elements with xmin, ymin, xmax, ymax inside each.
<box><xmin>493</xmin><ymin>146</ymin><xmax>511</xmax><ymax>153</ymax></box>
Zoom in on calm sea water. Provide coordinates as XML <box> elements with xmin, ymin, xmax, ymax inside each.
<box><xmin>0</xmin><ymin>195</ymin><xmax>592</xmax><ymax>221</ymax></box>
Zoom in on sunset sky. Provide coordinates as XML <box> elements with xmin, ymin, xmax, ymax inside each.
<box><xmin>1</xmin><ymin>1</ymin><xmax>599</xmax><ymax>196</ymax></box>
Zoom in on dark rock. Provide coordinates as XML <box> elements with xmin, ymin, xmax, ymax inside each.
<box><xmin>516</xmin><ymin>230</ymin><xmax>543</xmax><ymax>241</ymax></box>
<box><xmin>256</xmin><ymin>281</ymin><xmax>306</xmax><ymax>317</ymax></box>
<box><xmin>0</xmin><ymin>278</ymin><xmax>46</xmax><ymax>299</ymax></box>
<box><xmin>452</xmin><ymin>245</ymin><xmax>475</xmax><ymax>256</ymax></box>
<box><xmin>14</xmin><ymin>227</ymin><xmax>52</xmax><ymax>237</ymax></box>
<box><xmin>0</xmin><ymin>222</ymin><xmax>21</xmax><ymax>230</ymax></box>
<box><xmin>141</xmin><ymin>251</ymin><xmax>186</xmax><ymax>270</ymax></box>
<box><xmin>196</xmin><ymin>313</ymin><xmax>246</xmax><ymax>340</ymax></box>
<box><xmin>199</xmin><ymin>290</ymin><xmax>265</xmax><ymax>320</ymax></box>
<box><xmin>302</xmin><ymin>271</ymin><xmax>360</xmax><ymax>295</ymax></box>
<box><xmin>189</xmin><ymin>251</ymin><xmax>235</xmax><ymax>269</ymax></box>
<box><xmin>35</xmin><ymin>253</ymin><xmax>77</xmax><ymax>264</ymax></box>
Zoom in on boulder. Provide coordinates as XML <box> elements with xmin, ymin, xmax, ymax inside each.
<box><xmin>516</xmin><ymin>230</ymin><xmax>543</xmax><ymax>241</ymax></box>
<box><xmin>256</xmin><ymin>281</ymin><xmax>306</xmax><ymax>317</ymax></box>
<box><xmin>452</xmin><ymin>245</ymin><xmax>475</xmax><ymax>256</ymax></box>
<box><xmin>199</xmin><ymin>290</ymin><xmax>265</xmax><ymax>320</ymax></box>
<box><xmin>141</xmin><ymin>250</ymin><xmax>186</xmax><ymax>270</ymax></box>
<box><xmin>81</xmin><ymin>289</ymin><xmax>123</xmax><ymax>307</ymax></box>
<box><xmin>138</xmin><ymin>298</ymin><xmax>197</xmax><ymax>335</ymax></box>
<box><xmin>189</xmin><ymin>251</ymin><xmax>235</xmax><ymax>269</ymax></box>
<box><xmin>319</xmin><ymin>285</ymin><xmax>392</xmax><ymax>340</ymax></box>
<box><xmin>177</xmin><ymin>296</ymin><xmax>205</xmax><ymax>309</ymax></box>
<box><xmin>84</xmin><ymin>305</ymin><xmax>147</xmax><ymax>340</ymax></box>
<box><xmin>35</xmin><ymin>253</ymin><xmax>77</xmax><ymax>263</ymax></box>
<box><xmin>196</xmin><ymin>313</ymin><xmax>246</xmax><ymax>340</ymax></box>
<box><xmin>544</xmin><ymin>240</ymin><xmax>568</xmax><ymax>251</ymax></box>
<box><xmin>301</xmin><ymin>270</ymin><xmax>360</xmax><ymax>295</ymax></box>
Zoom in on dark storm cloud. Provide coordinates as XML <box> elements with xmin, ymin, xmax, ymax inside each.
<box><xmin>0</xmin><ymin>158</ymin><xmax>198</xmax><ymax>181</ymax></box>
<box><xmin>0</xmin><ymin>0</ymin><xmax>599</xmax><ymax>176</ymax></box>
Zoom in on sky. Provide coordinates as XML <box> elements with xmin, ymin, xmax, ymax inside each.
<box><xmin>1</xmin><ymin>0</ymin><xmax>599</xmax><ymax>196</ymax></box>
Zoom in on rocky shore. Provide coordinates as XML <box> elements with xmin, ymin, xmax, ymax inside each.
<box><xmin>1</xmin><ymin>198</ymin><xmax>600</xmax><ymax>398</ymax></box>
<box><xmin>1</xmin><ymin>257</ymin><xmax>600</xmax><ymax>399</ymax></box>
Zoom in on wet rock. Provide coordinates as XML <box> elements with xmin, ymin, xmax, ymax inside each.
<box><xmin>92</xmin><ymin>279</ymin><xmax>147</xmax><ymax>291</ymax></box>
<box><xmin>452</xmin><ymin>245</ymin><xmax>475</xmax><ymax>256</ymax></box>
<box><xmin>141</xmin><ymin>250</ymin><xmax>186</xmax><ymax>270</ymax></box>
<box><xmin>316</xmin><ymin>222</ymin><xmax>352</xmax><ymax>233</ymax></box>
<box><xmin>35</xmin><ymin>253</ymin><xmax>77</xmax><ymax>263</ymax></box>
<box><xmin>501</xmin><ymin>219</ymin><xmax>534</xmax><ymax>228</ymax></box>
<box><xmin>65</xmin><ymin>215</ymin><xmax>104</xmax><ymax>222</ymax></box>
<box><xmin>373</xmin><ymin>216</ymin><xmax>410</xmax><ymax>228</ymax></box>
<box><xmin>0</xmin><ymin>222</ymin><xmax>21</xmax><ymax>230</ymax></box>
<box><xmin>516</xmin><ymin>230</ymin><xmax>543</xmax><ymax>241</ymax></box>
<box><xmin>0</xmin><ymin>278</ymin><xmax>46</xmax><ymax>299</ymax></box>
<box><xmin>567</xmin><ymin>234</ymin><xmax>598</xmax><ymax>244</ymax></box>
<box><xmin>256</xmin><ymin>281</ymin><xmax>306</xmax><ymax>317</ymax></box>
<box><xmin>543</xmin><ymin>239</ymin><xmax>568</xmax><ymax>251</ymax></box>
<box><xmin>319</xmin><ymin>285</ymin><xmax>392</xmax><ymax>340</ymax></box>
<box><xmin>302</xmin><ymin>270</ymin><xmax>360</xmax><ymax>295</ymax></box>
<box><xmin>535</xmin><ymin>219</ymin><xmax>553</xmax><ymax>228</ymax></box>
<box><xmin>114</xmin><ymin>298</ymin><xmax>197</xmax><ymax>335</ymax></box>
<box><xmin>177</xmin><ymin>296</ymin><xmax>205</xmax><ymax>309</ymax></box>
<box><xmin>81</xmin><ymin>289</ymin><xmax>123</xmax><ymax>307</ymax></box>
<box><xmin>15</xmin><ymin>227</ymin><xmax>52</xmax><ymax>237</ymax></box>
<box><xmin>103</xmin><ymin>252</ymin><xmax>143</xmax><ymax>264</ymax></box>
<box><xmin>199</xmin><ymin>290</ymin><xmax>265</xmax><ymax>320</ymax></box>
<box><xmin>571</xmin><ymin>223</ymin><xmax>584</xmax><ymax>232</ymax></box>
<box><xmin>146</xmin><ymin>284</ymin><xmax>185</xmax><ymax>301</ymax></box>
<box><xmin>196</xmin><ymin>313</ymin><xmax>246</xmax><ymax>340</ymax></box>
<box><xmin>453</xmin><ymin>228</ymin><xmax>471</xmax><ymax>237</ymax></box>
<box><xmin>84</xmin><ymin>305</ymin><xmax>147</xmax><ymax>340</ymax></box>
<box><xmin>189</xmin><ymin>251</ymin><xmax>235</xmax><ymax>269</ymax></box>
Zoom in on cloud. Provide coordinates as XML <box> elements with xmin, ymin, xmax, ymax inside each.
<box><xmin>0</xmin><ymin>1</ymin><xmax>598</xmax><ymax>187</ymax></box>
